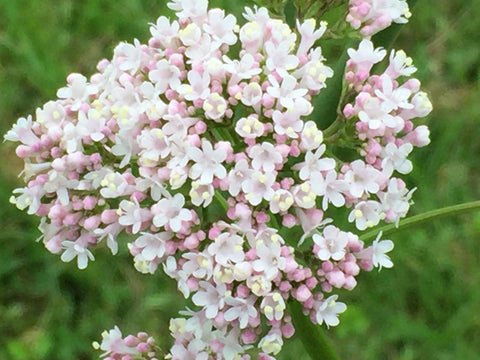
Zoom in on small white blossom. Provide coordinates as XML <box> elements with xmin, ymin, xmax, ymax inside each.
<box><xmin>314</xmin><ymin>294</ymin><xmax>347</xmax><ymax>327</ymax></box>
<box><xmin>151</xmin><ymin>193</ymin><xmax>192</xmax><ymax>232</ymax></box>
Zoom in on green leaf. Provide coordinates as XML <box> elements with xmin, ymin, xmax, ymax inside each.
<box><xmin>311</xmin><ymin>39</ymin><xmax>355</xmax><ymax>131</ymax></box>
<box><xmin>372</xmin><ymin>0</ymin><xmax>419</xmax><ymax>50</ymax></box>
<box><xmin>284</xmin><ymin>0</ymin><xmax>296</xmax><ymax>28</ymax></box>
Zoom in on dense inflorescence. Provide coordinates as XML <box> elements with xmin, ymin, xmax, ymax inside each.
<box><xmin>347</xmin><ymin>0</ymin><xmax>411</xmax><ymax>36</ymax></box>
<box><xmin>5</xmin><ymin>0</ymin><xmax>431</xmax><ymax>359</ymax></box>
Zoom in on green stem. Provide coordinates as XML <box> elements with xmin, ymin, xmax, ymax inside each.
<box><xmin>288</xmin><ymin>301</ymin><xmax>340</xmax><ymax>360</ymax></box>
<box><xmin>361</xmin><ymin>200</ymin><xmax>480</xmax><ymax>242</ymax></box>
<box><xmin>213</xmin><ymin>190</ymin><xmax>229</xmax><ymax>213</ymax></box>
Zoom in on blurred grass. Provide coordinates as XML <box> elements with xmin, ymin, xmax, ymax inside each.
<box><xmin>1</xmin><ymin>0</ymin><xmax>479</xmax><ymax>359</ymax></box>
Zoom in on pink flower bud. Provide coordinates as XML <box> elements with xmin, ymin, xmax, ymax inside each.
<box><xmin>194</xmin><ymin>120</ymin><xmax>207</xmax><ymax>134</ymax></box>
<box><xmin>101</xmin><ymin>209</ymin><xmax>118</xmax><ymax>224</ymax></box>
<box><xmin>183</xmin><ymin>235</ymin><xmax>199</xmax><ymax>250</ymax></box>
<box><xmin>344</xmin><ymin>276</ymin><xmax>357</xmax><ymax>290</ymax></box>
<box><xmin>208</xmin><ymin>225</ymin><xmax>221</xmax><ymax>240</ymax></box>
<box><xmin>256</xmin><ymin>211</ymin><xmax>269</xmax><ymax>224</ymax></box>
<box><xmin>326</xmin><ymin>269</ymin><xmax>346</xmax><ymax>288</ymax></box>
<box><xmin>282</xmin><ymin>214</ymin><xmax>297</xmax><ymax>228</ymax></box>
<box><xmin>294</xmin><ymin>284</ymin><xmax>312</xmax><ymax>302</ymax></box>
<box><xmin>136</xmin><ymin>342</ymin><xmax>149</xmax><ymax>353</ymax></box>
<box><xmin>242</xmin><ymin>329</ymin><xmax>257</xmax><ymax>344</ymax></box>
<box><xmin>83</xmin><ymin>215</ymin><xmax>101</xmax><ymax>230</ymax></box>
<box><xmin>281</xmin><ymin>323</ymin><xmax>295</xmax><ymax>338</ymax></box>
<box><xmin>235</xmin><ymin>284</ymin><xmax>250</xmax><ymax>298</ymax></box>
<box><xmin>124</xmin><ymin>335</ymin><xmax>138</xmax><ymax>347</ymax></box>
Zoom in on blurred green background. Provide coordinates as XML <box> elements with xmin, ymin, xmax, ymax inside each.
<box><xmin>0</xmin><ymin>0</ymin><xmax>479</xmax><ymax>359</ymax></box>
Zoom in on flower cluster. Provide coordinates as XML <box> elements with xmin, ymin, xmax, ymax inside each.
<box><xmin>347</xmin><ymin>0</ymin><xmax>411</xmax><ymax>36</ymax></box>
<box><xmin>5</xmin><ymin>0</ymin><xmax>431</xmax><ymax>359</ymax></box>
<box><xmin>343</xmin><ymin>39</ymin><xmax>432</xmax><ymax>228</ymax></box>
<box><xmin>93</xmin><ymin>326</ymin><xmax>159</xmax><ymax>360</ymax></box>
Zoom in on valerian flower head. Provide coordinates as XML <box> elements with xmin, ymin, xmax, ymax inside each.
<box><xmin>4</xmin><ymin>0</ymin><xmax>431</xmax><ymax>358</ymax></box>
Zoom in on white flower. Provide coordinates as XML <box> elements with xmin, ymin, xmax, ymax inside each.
<box><xmin>239</xmin><ymin>20</ymin><xmax>265</xmax><ymax>54</ymax></box>
<box><xmin>258</xmin><ymin>329</ymin><xmax>283</xmax><ymax>355</ymax></box>
<box><xmin>260</xmin><ymin>292</ymin><xmax>286</xmax><ymax>321</ymax></box>
<box><xmin>358</xmin><ymin>96</ymin><xmax>402</xmax><ymax>130</ymax></box>
<box><xmin>204</xmin><ymin>8</ymin><xmax>237</xmax><ymax>46</ymax></box>
<box><xmin>300</xmin><ymin>121</ymin><xmax>324</xmax><ymax>151</ymax></box>
<box><xmin>96</xmin><ymin>326</ymin><xmax>138</xmax><ymax>357</ymax></box>
<box><xmin>348</xmin><ymin>200</ymin><xmax>384</xmax><ymax>230</ymax></box>
<box><xmin>240</xmin><ymin>83</ymin><xmax>263</xmax><ymax>108</ymax></box>
<box><xmin>151</xmin><ymin>193</ymin><xmax>192</xmax><ymax>232</ymax></box>
<box><xmin>10</xmin><ymin>185</ymin><xmax>44</xmax><ymax>215</ymax></box>
<box><xmin>371</xmin><ymin>0</ymin><xmax>410</xmax><ymax>24</ymax></box>
<box><xmin>149</xmin><ymin>59</ymin><xmax>182</xmax><ymax>93</ymax></box>
<box><xmin>77</xmin><ymin>108</ymin><xmax>106</xmax><ymax>142</ymax></box>
<box><xmin>381</xmin><ymin>142</ymin><xmax>413</xmax><ymax>176</ymax></box>
<box><xmin>375</xmin><ymin>74</ymin><xmax>413</xmax><ymax>113</ymax></box>
<box><xmin>60</xmin><ymin>237</ymin><xmax>95</xmax><ymax>270</ymax></box>
<box><xmin>347</xmin><ymin>39</ymin><xmax>386</xmax><ymax>71</ymax></box>
<box><xmin>386</xmin><ymin>49</ymin><xmax>417</xmax><ymax>78</ymax></box>
<box><xmin>137</xmin><ymin>128</ymin><xmax>170</xmax><ymax>166</ymax></box>
<box><xmin>252</xmin><ymin>243</ymin><xmax>285</xmax><ymax>280</ymax></box>
<box><xmin>94</xmin><ymin>223</ymin><xmax>122</xmax><ymax>256</ymax></box>
<box><xmin>149</xmin><ymin>16</ymin><xmax>180</xmax><ymax>49</ymax></box>
<box><xmin>296</xmin><ymin>18</ymin><xmax>327</xmax><ymax>56</ymax></box>
<box><xmin>110</xmin><ymin>130</ymin><xmax>141</xmax><ymax>168</ymax></box>
<box><xmin>248</xmin><ymin>142</ymin><xmax>283</xmax><ymax>172</ymax></box>
<box><xmin>272</xmin><ymin>108</ymin><xmax>304</xmax><ymax>139</ymax></box>
<box><xmin>184</xmin><ymin>33</ymin><xmax>216</xmax><ymax>61</ymax></box>
<box><xmin>223</xmin><ymin>53</ymin><xmax>262</xmax><ymax>81</ymax></box>
<box><xmin>132</xmin><ymin>232</ymin><xmax>171</xmax><ymax>262</ymax></box>
<box><xmin>235</xmin><ymin>115</ymin><xmax>264</xmax><ymax>138</ymax></box>
<box><xmin>313</xmin><ymin>225</ymin><xmax>349</xmax><ymax>261</ymax></box>
<box><xmin>99</xmin><ymin>171</ymin><xmax>132</xmax><ymax>198</ymax></box>
<box><xmin>189</xmin><ymin>181</ymin><xmax>214</xmax><ymax>207</ymax></box>
<box><xmin>61</xmin><ymin>122</ymin><xmax>85</xmax><ymax>154</ymax></box>
<box><xmin>314</xmin><ymin>294</ymin><xmax>347</xmax><ymax>327</ymax></box>
<box><xmin>378</xmin><ymin>178</ymin><xmax>415</xmax><ymax>225</ymax></box>
<box><xmin>188</xmin><ymin>139</ymin><xmax>227</xmax><ymax>184</ymax></box>
<box><xmin>224</xmin><ymin>296</ymin><xmax>258</xmax><ymax>329</ymax></box>
<box><xmin>192</xmin><ymin>280</ymin><xmax>229</xmax><ymax>319</ymax></box>
<box><xmin>182</xmin><ymin>251</ymin><xmax>214</xmax><ymax>280</ymax></box>
<box><xmin>296</xmin><ymin>48</ymin><xmax>333</xmax><ymax>91</ymax></box>
<box><xmin>265</xmin><ymin>40</ymin><xmax>299</xmax><ymax>76</ymax></box>
<box><xmin>266</xmin><ymin>74</ymin><xmax>307</xmax><ymax>109</ymax></box>
<box><xmin>117</xmin><ymin>199</ymin><xmax>152</xmax><ymax>234</ymax></box>
<box><xmin>293</xmin><ymin>144</ymin><xmax>335</xmax><ymax>180</ymax></box>
<box><xmin>242</xmin><ymin>170</ymin><xmax>275</xmax><ymax>206</ymax></box>
<box><xmin>56</xmin><ymin>73</ymin><xmax>98</xmax><ymax>111</ymax></box>
<box><xmin>203</xmin><ymin>92</ymin><xmax>228</xmax><ymax>121</ymax></box>
<box><xmin>344</xmin><ymin>160</ymin><xmax>382</xmax><ymax>198</ymax></box>
<box><xmin>292</xmin><ymin>182</ymin><xmax>317</xmax><ymax>209</ymax></box>
<box><xmin>371</xmin><ymin>231</ymin><xmax>394</xmax><ymax>270</ymax></box>
<box><xmin>4</xmin><ymin>115</ymin><xmax>39</xmax><ymax>145</ymax></box>
<box><xmin>246</xmin><ymin>274</ymin><xmax>272</xmax><ymax>296</ymax></box>
<box><xmin>207</xmin><ymin>232</ymin><xmax>245</xmax><ymax>265</ymax></box>
<box><xmin>114</xmin><ymin>39</ymin><xmax>143</xmax><ymax>74</ymax></box>
<box><xmin>167</xmin><ymin>0</ymin><xmax>208</xmax><ymax>20</ymax></box>
<box><xmin>177</xmin><ymin>70</ymin><xmax>211</xmax><ymax>101</ymax></box>
<box><xmin>170</xmin><ymin>339</ymin><xmax>209</xmax><ymax>360</ymax></box>
<box><xmin>310</xmin><ymin>170</ymin><xmax>348</xmax><ymax>210</ymax></box>
<box><xmin>269</xmin><ymin>189</ymin><xmax>294</xmax><ymax>214</ymax></box>
<box><xmin>43</xmin><ymin>170</ymin><xmax>79</xmax><ymax>205</ymax></box>
<box><xmin>178</xmin><ymin>22</ymin><xmax>202</xmax><ymax>46</ymax></box>
<box><xmin>227</xmin><ymin>159</ymin><xmax>252</xmax><ymax>196</ymax></box>
<box><xmin>163</xmin><ymin>256</ymin><xmax>191</xmax><ymax>297</ymax></box>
